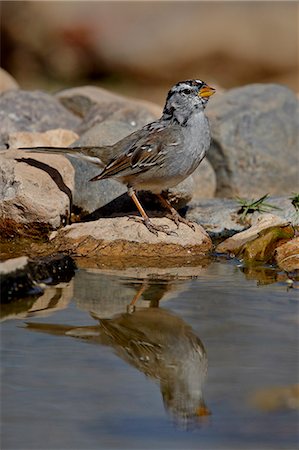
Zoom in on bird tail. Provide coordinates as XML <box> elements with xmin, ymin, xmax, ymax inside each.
<box><xmin>19</xmin><ymin>146</ymin><xmax>106</xmax><ymax>168</ymax></box>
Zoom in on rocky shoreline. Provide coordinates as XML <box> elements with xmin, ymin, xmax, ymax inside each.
<box><xmin>1</xmin><ymin>69</ymin><xmax>298</xmax><ymax>301</ymax></box>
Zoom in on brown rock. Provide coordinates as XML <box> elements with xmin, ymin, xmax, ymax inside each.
<box><xmin>216</xmin><ymin>214</ymin><xmax>294</xmax><ymax>262</ymax></box>
<box><xmin>250</xmin><ymin>384</ymin><xmax>299</xmax><ymax>412</ymax></box>
<box><xmin>0</xmin><ymin>149</ymin><xmax>75</xmax><ymax>229</ymax></box>
<box><xmin>275</xmin><ymin>237</ymin><xmax>299</xmax><ymax>272</ymax></box>
<box><xmin>8</xmin><ymin>129</ymin><xmax>79</xmax><ymax>148</ymax></box>
<box><xmin>49</xmin><ymin>217</ymin><xmax>212</xmax><ymax>259</ymax></box>
<box><xmin>0</xmin><ymin>68</ymin><xmax>19</xmax><ymax>93</ymax></box>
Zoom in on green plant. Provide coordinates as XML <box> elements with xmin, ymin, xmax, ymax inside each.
<box><xmin>236</xmin><ymin>193</ymin><xmax>281</xmax><ymax>221</ymax></box>
<box><xmin>289</xmin><ymin>193</ymin><xmax>299</xmax><ymax>212</ymax></box>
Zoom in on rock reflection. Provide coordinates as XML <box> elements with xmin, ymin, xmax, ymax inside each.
<box><xmin>26</xmin><ymin>298</ymin><xmax>210</xmax><ymax>426</ymax></box>
<box><xmin>1</xmin><ymin>282</ymin><xmax>73</xmax><ymax>321</ymax></box>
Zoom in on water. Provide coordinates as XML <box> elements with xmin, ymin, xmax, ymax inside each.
<box><xmin>1</xmin><ymin>259</ymin><xmax>298</xmax><ymax>450</ymax></box>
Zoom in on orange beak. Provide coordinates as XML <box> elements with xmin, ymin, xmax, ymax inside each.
<box><xmin>199</xmin><ymin>84</ymin><xmax>216</xmax><ymax>98</ymax></box>
<box><xmin>196</xmin><ymin>405</ymin><xmax>212</xmax><ymax>416</ymax></box>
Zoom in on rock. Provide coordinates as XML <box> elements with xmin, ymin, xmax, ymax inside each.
<box><xmin>3</xmin><ymin>2</ymin><xmax>298</xmax><ymax>90</ymax></box>
<box><xmin>1</xmin><ymin>283</ymin><xmax>74</xmax><ymax>322</ymax></box>
<box><xmin>0</xmin><ymin>90</ymin><xmax>81</xmax><ymax>149</ymax></box>
<box><xmin>0</xmin><ymin>149</ymin><xmax>75</xmax><ymax>229</ymax></box>
<box><xmin>216</xmin><ymin>214</ymin><xmax>294</xmax><ymax>263</ymax></box>
<box><xmin>56</xmin><ymin>85</ymin><xmax>161</xmax><ymax>121</ymax></box>
<box><xmin>8</xmin><ymin>129</ymin><xmax>79</xmax><ymax>148</ymax></box>
<box><xmin>0</xmin><ymin>254</ymin><xmax>76</xmax><ymax>302</ymax></box>
<box><xmin>190</xmin><ymin>158</ymin><xmax>217</xmax><ymax>200</ymax></box>
<box><xmin>275</xmin><ymin>237</ymin><xmax>299</xmax><ymax>272</ymax></box>
<box><xmin>77</xmin><ymin>103</ymin><xmax>161</xmax><ymax>136</ymax></box>
<box><xmin>0</xmin><ymin>256</ymin><xmax>40</xmax><ymax>302</ymax></box>
<box><xmin>49</xmin><ymin>217</ymin><xmax>212</xmax><ymax>259</ymax></box>
<box><xmin>186</xmin><ymin>198</ymin><xmax>245</xmax><ymax>239</ymax></box>
<box><xmin>186</xmin><ymin>196</ymin><xmax>299</xmax><ymax>240</ymax></box>
<box><xmin>250</xmin><ymin>384</ymin><xmax>299</xmax><ymax>412</ymax></box>
<box><xmin>0</xmin><ymin>68</ymin><xmax>19</xmax><ymax>93</ymax></box>
<box><xmin>207</xmin><ymin>84</ymin><xmax>299</xmax><ymax>197</ymax></box>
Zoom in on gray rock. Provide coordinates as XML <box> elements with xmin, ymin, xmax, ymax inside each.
<box><xmin>0</xmin><ymin>90</ymin><xmax>81</xmax><ymax>148</ymax></box>
<box><xmin>56</xmin><ymin>85</ymin><xmax>161</xmax><ymax>121</ymax></box>
<box><xmin>186</xmin><ymin>198</ymin><xmax>245</xmax><ymax>239</ymax></box>
<box><xmin>70</xmin><ymin>118</ymin><xmax>137</xmax><ymax>214</ymax></box>
<box><xmin>190</xmin><ymin>158</ymin><xmax>217</xmax><ymax>200</ymax></box>
<box><xmin>206</xmin><ymin>84</ymin><xmax>299</xmax><ymax>197</ymax></box>
<box><xmin>186</xmin><ymin>196</ymin><xmax>298</xmax><ymax>239</ymax></box>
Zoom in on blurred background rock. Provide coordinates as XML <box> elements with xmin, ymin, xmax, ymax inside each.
<box><xmin>1</xmin><ymin>1</ymin><xmax>298</xmax><ymax>103</ymax></box>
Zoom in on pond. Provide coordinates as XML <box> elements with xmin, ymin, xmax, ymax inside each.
<box><xmin>1</xmin><ymin>259</ymin><xmax>298</xmax><ymax>450</ymax></box>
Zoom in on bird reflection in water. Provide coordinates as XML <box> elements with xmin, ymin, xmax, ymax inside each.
<box><xmin>26</xmin><ymin>281</ymin><xmax>210</xmax><ymax>427</ymax></box>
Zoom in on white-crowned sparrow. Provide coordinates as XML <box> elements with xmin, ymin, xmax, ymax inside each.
<box><xmin>21</xmin><ymin>80</ymin><xmax>215</xmax><ymax>235</ymax></box>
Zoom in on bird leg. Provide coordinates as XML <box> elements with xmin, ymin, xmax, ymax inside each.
<box><xmin>127</xmin><ymin>282</ymin><xmax>148</xmax><ymax>313</ymax></box>
<box><xmin>157</xmin><ymin>193</ymin><xmax>195</xmax><ymax>231</ymax></box>
<box><xmin>127</xmin><ymin>187</ymin><xmax>176</xmax><ymax>236</ymax></box>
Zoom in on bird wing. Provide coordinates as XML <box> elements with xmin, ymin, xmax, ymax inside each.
<box><xmin>90</xmin><ymin>126</ymin><xmax>182</xmax><ymax>182</ymax></box>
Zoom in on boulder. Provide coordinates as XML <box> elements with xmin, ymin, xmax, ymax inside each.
<box><xmin>207</xmin><ymin>84</ymin><xmax>299</xmax><ymax>197</ymax></box>
<box><xmin>49</xmin><ymin>217</ymin><xmax>212</xmax><ymax>259</ymax></box>
<box><xmin>56</xmin><ymin>85</ymin><xmax>161</xmax><ymax>120</ymax></box>
<box><xmin>0</xmin><ymin>149</ymin><xmax>75</xmax><ymax>229</ymax></box>
<box><xmin>0</xmin><ymin>90</ymin><xmax>81</xmax><ymax>149</ymax></box>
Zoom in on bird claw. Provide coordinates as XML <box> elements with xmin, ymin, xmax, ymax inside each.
<box><xmin>168</xmin><ymin>212</ymin><xmax>196</xmax><ymax>231</ymax></box>
<box><xmin>128</xmin><ymin>216</ymin><xmax>177</xmax><ymax>236</ymax></box>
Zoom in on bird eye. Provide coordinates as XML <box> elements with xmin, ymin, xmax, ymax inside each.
<box><xmin>182</xmin><ymin>88</ymin><xmax>191</xmax><ymax>95</ymax></box>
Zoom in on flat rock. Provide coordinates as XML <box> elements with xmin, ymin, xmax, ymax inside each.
<box><xmin>0</xmin><ymin>149</ymin><xmax>75</xmax><ymax>229</ymax></box>
<box><xmin>186</xmin><ymin>196</ymin><xmax>299</xmax><ymax>239</ymax></box>
<box><xmin>0</xmin><ymin>90</ymin><xmax>81</xmax><ymax>149</ymax></box>
<box><xmin>216</xmin><ymin>213</ymin><xmax>292</xmax><ymax>255</ymax></box>
<box><xmin>49</xmin><ymin>217</ymin><xmax>212</xmax><ymax>259</ymax></box>
<box><xmin>207</xmin><ymin>83</ymin><xmax>299</xmax><ymax>197</ymax></box>
<box><xmin>275</xmin><ymin>237</ymin><xmax>299</xmax><ymax>272</ymax></box>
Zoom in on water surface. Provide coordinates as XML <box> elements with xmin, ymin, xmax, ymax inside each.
<box><xmin>1</xmin><ymin>260</ymin><xmax>298</xmax><ymax>449</ymax></box>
